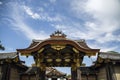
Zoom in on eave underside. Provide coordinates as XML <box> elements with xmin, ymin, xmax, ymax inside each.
<box><xmin>17</xmin><ymin>40</ymin><xmax>100</xmax><ymax>56</ymax></box>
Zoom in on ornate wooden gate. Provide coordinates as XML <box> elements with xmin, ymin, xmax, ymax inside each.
<box><xmin>17</xmin><ymin>31</ymin><xmax>99</xmax><ymax>80</ymax></box>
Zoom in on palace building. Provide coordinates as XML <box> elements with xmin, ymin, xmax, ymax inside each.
<box><xmin>0</xmin><ymin>31</ymin><xmax>120</xmax><ymax>80</ymax></box>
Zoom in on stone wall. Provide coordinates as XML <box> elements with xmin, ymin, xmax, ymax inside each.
<box><xmin>97</xmin><ymin>67</ymin><xmax>107</xmax><ymax>80</ymax></box>
<box><xmin>114</xmin><ymin>66</ymin><xmax>120</xmax><ymax>80</ymax></box>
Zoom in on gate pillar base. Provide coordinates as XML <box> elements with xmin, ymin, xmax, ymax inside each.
<box><xmin>39</xmin><ymin>69</ymin><xmax>45</xmax><ymax>80</ymax></box>
<box><xmin>71</xmin><ymin>68</ymin><xmax>77</xmax><ymax>80</ymax></box>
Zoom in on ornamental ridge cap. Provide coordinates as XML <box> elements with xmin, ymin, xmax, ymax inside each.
<box><xmin>50</xmin><ymin>30</ymin><xmax>66</xmax><ymax>38</ymax></box>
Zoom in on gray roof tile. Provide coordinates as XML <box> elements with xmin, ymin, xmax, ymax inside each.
<box><xmin>0</xmin><ymin>52</ymin><xmax>18</xmax><ymax>59</ymax></box>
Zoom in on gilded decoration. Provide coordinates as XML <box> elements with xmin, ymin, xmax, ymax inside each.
<box><xmin>71</xmin><ymin>63</ymin><xmax>77</xmax><ymax>71</ymax></box>
<box><xmin>47</xmin><ymin>59</ymin><xmax>53</xmax><ymax>62</ymax></box>
<box><xmin>65</xmin><ymin>59</ymin><xmax>70</xmax><ymax>62</ymax></box>
<box><xmin>73</xmin><ymin>48</ymin><xmax>79</xmax><ymax>53</ymax></box>
<box><xmin>56</xmin><ymin>58</ymin><xmax>62</xmax><ymax>62</ymax></box>
<box><xmin>76</xmin><ymin>59</ymin><xmax>80</xmax><ymax>67</ymax></box>
<box><xmin>38</xmin><ymin>48</ymin><xmax>44</xmax><ymax>53</ymax></box>
<box><xmin>51</xmin><ymin>45</ymin><xmax>66</xmax><ymax>50</ymax></box>
<box><xmin>50</xmin><ymin>30</ymin><xmax>66</xmax><ymax>38</ymax></box>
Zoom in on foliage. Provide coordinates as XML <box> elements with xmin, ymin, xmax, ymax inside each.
<box><xmin>107</xmin><ymin>51</ymin><xmax>119</xmax><ymax>54</ymax></box>
<box><xmin>0</xmin><ymin>41</ymin><xmax>5</xmax><ymax>50</ymax></box>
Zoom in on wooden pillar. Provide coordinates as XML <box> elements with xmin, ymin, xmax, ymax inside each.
<box><xmin>95</xmin><ymin>74</ymin><xmax>98</xmax><ymax>80</ymax></box>
<box><xmin>111</xmin><ymin>63</ymin><xmax>117</xmax><ymax>80</ymax></box>
<box><xmin>86</xmin><ymin>75</ymin><xmax>88</xmax><ymax>80</ymax></box>
<box><xmin>76</xmin><ymin>58</ymin><xmax>81</xmax><ymax>80</ymax></box>
<box><xmin>39</xmin><ymin>69</ymin><xmax>45</xmax><ymax>80</ymax></box>
<box><xmin>77</xmin><ymin>68</ymin><xmax>81</xmax><ymax>80</ymax></box>
<box><xmin>71</xmin><ymin>57</ymin><xmax>82</xmax><ymax>80</ymax></box>
<box><xmin>106</xmin><ymin>63</ymin><xmax>110</xmax><ymax>80</ymax></box>
<box><xmin>106</xmin><ymin>63</ymin><xmax>113</xmax><ymax>80</ymax></box>
<box><xmin>109</xmin><ymin>63</ymin><xmax>117</xmax><ymax>80</ymax></box>
<box><xmin>71</xmin><ymin>66</ymin><xmax>77</xmax><ymax>80</ymax></box>
<box><xmin>39</xmin><ymin>64</ymin><xmax>46</xmax><ymax>80</ymax></box>
<box><xmin>28</xmin><ymin>74</ymin><xmax>30</xmax><ymax>80</ymax></box>
<box><xmin>1</xmin><ymin>63</ymin><xmax>11</xmax><ymax>80</ymax></box>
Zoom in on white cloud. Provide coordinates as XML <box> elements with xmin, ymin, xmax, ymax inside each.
<box><xmin>23</xmin><ymin>6</ymin><xmax>62</xmax><ymax>22</ymax></box>
<box><xmin>68</xmin><ymin>0</ymin><xmax>120</xmax><ymax>43</ymax></box>
<box><xmin>52</xmin><ymin>24</ymin><xmax>68</xmax><ymax>30</ymax></box>
<box><xmin>53</xmin><ymin>24</ymin><xmax>119</xmax><ymax>53</ymax></box>
<box><xmin>85</xmin><ymin>0</ymin><xmax>120</xmax><ymax>20</ymax></box>
<box><xmin>88</xmin><ymin>41</ymin><xmax>118</xmax><ymax>52</ymax></box>
<box><xmin>49</xmin><ymin>0</ymin><xmax>56</xmax><ymax>3</ymax></box>
<box><xmin>9</xmin><ymin>3</ymin><xmax>49</xmax><ymax>40</ymax></box>
<box><xmin>4</xmin><ymin>1</ymin><xmax>120</xmax><ymax>53</ymax></box>
<box><xmin>0</xmin><ymin>1</ymin><xmax>2</xmax><ymax>5</ymax></box>
<box><xmin>84</xmin><ymin>0</ymin><xmax>120</xmax><ymax>33</ymax></box>
<box><xmin>49</xmin><ymin>0</ymin><xmax>120</xmax><ymax>53</ymax></box>
<box><xmin>23</xmin><ymin>6</ymin><xmax>40</xmax><ymax>19</ymax></box>
<box><xmin>52</xmin><ymin>0</ymin><xmax>120</xmax><ymax>43</ymax></box>
<box><xmin>12</xmin><ymin>20</ymin><xmax>48</xmax><ymax>40</ymax></box>
<box><xmin>100</xmin><ymin>46</ymin><xmax>118</xmax><ymax>52</ymax></box>
<box><xmin>97</xmin><ymin>33</ymin><xmax>120</xmax><ymax>43</ymax></box>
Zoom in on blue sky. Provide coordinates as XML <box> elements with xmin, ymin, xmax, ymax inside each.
<box><xmin>0</xmin><ymin>0</ymin><xmax>120</xmax><ymax>75</ymax></box>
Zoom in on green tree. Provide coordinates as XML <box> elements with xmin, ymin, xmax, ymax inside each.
<box><xmin>0</xmin><ymin>41</ymin><xmax>5</xmax><ymax>50</ymax></box>
<box><xmin>107</xmin><ymin>51</ymin><xmax>119</xmax><ymax>54</ymax></box>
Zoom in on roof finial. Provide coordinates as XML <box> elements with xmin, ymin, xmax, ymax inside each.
<box><xmin>50</xmin><ymin>30</ymin><xmax>66</xmax><ymax>38</ymax></box>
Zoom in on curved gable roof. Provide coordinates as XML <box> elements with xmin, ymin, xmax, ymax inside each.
<box><xmin>17</xmin><ymin>31</ymin><xmax>100</xmax><ymax>55</ymax></box>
